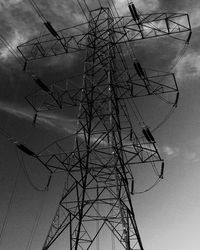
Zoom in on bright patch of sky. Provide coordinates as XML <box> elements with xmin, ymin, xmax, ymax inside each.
<box><xmin>162</xmin><ymin>145</ymin><xmax>180</xmax><ymax>158</ymax></box>
<box><xmin>175</xmin><ymin>51</ymin><xmax>200</xmax><ymax>79</ymax></box>
<box><xmin>0</xmin><ymin>30</ymin><xmax>28</xmax><ymax>60</ymax></box>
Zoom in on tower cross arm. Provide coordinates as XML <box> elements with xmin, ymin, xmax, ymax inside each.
<box><xmin>114</xmin><ymin>12</ymin><xmax>191</xmax><ymax>43</ymax></box>
<box><xmin>17</xmin><ymin>13</ymin><xmax>191</xmax><ymax>62</ymax></box>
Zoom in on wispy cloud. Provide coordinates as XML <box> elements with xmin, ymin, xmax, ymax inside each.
<box><xmin>0</xmin><ymin>101</ymin><xmax>76</xmax><ymax>134</ymax></box>
<box><xmin>162</xmin><ymin>145</ymin><xmax>180</xmax><ymax>159</ymax></box>
<box><xmin>0</xmin><ymin>1</ymin><xmax>39</xmax><ymax>62</ymax></box>
<box><xmin>47</xmin><ymin>0</ymin><xmax>86</xmax><ymax>25</ymax></box>
<box><xmin>0</xmin><ymin>102</ymin><xmax>110</xmax><ymax>146</ymax></box>
<box><xmin>0</xmin><ymin>102</ymin><xmax>33</xmax><ymax>120</ymax></box>
<box><xmin>175</xmin><ymin>51</ymin><xmax>200</xmax><ymax>80</ymax></box>
<box><xmin>0</xmin><ymin>30</ymin><xmax>29</xmax><ymax>61</ymax></box>
<box><xmin>184</xmin><ymin>151</ymin><xmax>200</xmax><ymax>163</ymax></box>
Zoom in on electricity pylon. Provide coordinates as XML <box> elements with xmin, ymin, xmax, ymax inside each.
<box><xmin>17</xmin><ymin>2</ymin><xmax>191</xmax><ymax>250</ymax></box>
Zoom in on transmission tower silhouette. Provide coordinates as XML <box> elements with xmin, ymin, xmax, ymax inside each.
<box><xmin>14</xmin><ymin>1</ymin><xmax>191</xmax><ymax>250</ymax></box>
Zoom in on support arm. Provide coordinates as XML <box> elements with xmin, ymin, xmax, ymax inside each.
<box><xmin>17</xmin><ymin>13</ymin><xmax>191</xmax><ymax>61</ymax></box>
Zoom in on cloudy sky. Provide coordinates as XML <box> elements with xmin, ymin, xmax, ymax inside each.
<box><xmin>0</xmin><ymin>0</ymin><xmax>200</xmax><ymax>250</ymax></box>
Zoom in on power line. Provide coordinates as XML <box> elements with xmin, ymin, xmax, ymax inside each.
<box><xmin>27</xmin><ymin>0</ymin><xmax>47</xmax><ymax>22</ymax></box>
<box><xmin>25</xmin><ymin>192</ymin><xmax>47</xmax><ymax>250</ymax></box>
<box><xmin>0</xmin><ymin>149</ymin><xmax>21</xmax><ymax>246</ymax></box>
<box><xmin>0</xmin><ymin>34</ymin><xmax>24</xmax><ymax>67</ymax></box>
<box><xmin>16</xmin><ymin>150</ymin><xmax>51</xmax><ymax>192</ymax></box>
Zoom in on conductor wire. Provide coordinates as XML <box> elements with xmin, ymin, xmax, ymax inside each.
<box><xmin>25</xmin><ymin>192</ymin><xmax>47</xmax><ymax>250</ymax></box>
<box><xmin>0</xmin><ymin>35</ymin><xmax>24</xmax><ymax>67</ymax></box>
<box><xmin>16</xmin><ymin>149</ymin><xmax>49</xmax><ymax>192</ymax></box>
<box><xmin>28</xmin><ymin>0</ymin><xmax>47</xmax><ymax>22</ymax></box>
<box><xmin>76</xmin><ymin>0</ymin><xmax>89</xmax><ymax>22</ymax></box>
<box><xmin>0</xmin><ymin>149</ymin><xmax>21</xmax><ymax>246</ymax></box>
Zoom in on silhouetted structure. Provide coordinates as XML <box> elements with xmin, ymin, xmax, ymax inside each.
<box><xmin>17</xmin><ymin>2</ymin><xmax>191</xmax><ymax>250</ymax></box>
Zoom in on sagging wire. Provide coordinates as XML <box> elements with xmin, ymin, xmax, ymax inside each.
<box><xmin>76</xmin><ymin>0</ymin><xmax>90</xmax><ymax>22</ymax></box>
<box><xmin>25</xmin><ymin>191</ymin><xmax>47</xmax><ymax>250</ymax></box>
<box><xmin>0</xmin><ymin>125</ymin><xmax>48</xmax><ymax>249</ymax></box>
<box><xmin>0</xmin><ymin>150</ymin><xmax>21</xmax><ymax>246</ymax></box>
<box><xmin>16</xmin><ymin>149</ymin><xmax>50</xmax><ymax>192</ymax></box>
<box><xmin>134</xmin><ymin>48</ymin><xmax>188</xmax><ymax>132</ymax></box>
<box><xmin>0</xmin><ymin>126</ymin><xmax>52</xmax><ymax>192</ymax></box>
<box><xmin>82</xmin><ymin>0</ymin><xmax>91</xmax><ymax>13</ymax></box>
<box><xmin>143</xmin><ymin>45</ymin><xmax>187</xmax><ymax>124</ymax></box>
<box><xmin>142</xmin><ymin>23</ymin><xmax>190</xmax><ymax>73</ymax></box>
<box><xmin>0</xmin><ymin>34</ymin><xmax>24</xmax><ymax>67</ymax></box>
<box><xmin>28</xmin><ymin>0</ymin><xmax>47</xmax><ymax>23</ymax></box>
<box><xmin>37</xmin><ymin>132</ymin><xmax>76</xmax><ymax>156</ymax></box>
<box><xmin>169</xmin><ymin>44</ymin><xmax>188</xmax><ymax>72</ymax></box>
<box><xmin>123</xmin><ymin>136</ymin><xmax>163</xmax><ymax>195</ymax></box>
<box><xmin>151</xmin><ymin>107</ymin><xmax>176</xmax><ymax>133</ymax></box>
<box><xmin>119</xmin><ymin>143</ymin><xmax>163</xmax><ymax>196</ymax></box>
<box><xmin>0</xmin><ymin>128</ymin><xmax>46</xmax><ymax>244</ymax></box>
<box><xmin>133</xmin><ymin>178</ymin><xmax>161</xmax><ymax>195</ymax></box>
<box><xmin>115</xmin><ymin>88</ymin><xmax>163</xmax><ymax>194</ymax></box>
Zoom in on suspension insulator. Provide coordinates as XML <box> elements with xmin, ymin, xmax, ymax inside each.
<box><xmin>46</xmin><ymin>174</ymin><xmax>52</xmax><ymax>189</ymax></box>
<box><xmin>131</xmin><ymin>179</ymin><xmax>134</xmax><ymax>195</ymax></box>
<box><xmin>128</xmin><ymin>3</ymin><xmax>140</xmax><ymax>22</ymax></box>
<box><xmin>130</xmin><ymin>128</ymin><xmax>133</xmax><ymax>141</ymax></box>
<box><xmin>33</xmin><ymin>77</ymin><xmax>50</xmax><ymax>93</ymax></box>
<box><xmin>134</xmin><ymin>62</ymin><xmax>146</xmax><ymax>79</ymax></box>
<box><xmin>186</xmin><ymin>31</ymin><xmax>192</xmax><ymax>44</ymax></box>
<box><xmin>17</xmin><ymin>143</ymin><xmax>36</xmax><ymax>157</ymax></box>
<box><xmin>32</xmin><ymin>113</ymin><xmax>38</xmax><ymax>126</ymax></box>
<box><xmin>142</xmin><ymin>127</ymin><xmax>155</xmax><ymax>143</ymax></box>
<box><xmin>165</xmin><ymin>18</ymin><xmax>170</xmax><ymax>32</ymax></box>
<box><xmin>160</xmin><ymin>161</ymin><xmax>164</xmax><ymax>179</ymax></box>
<box><xmin>130</xmin><ymin>83</ymin><xmax>133</xmax><ymax>96</ymax></box>
<box><xmin>44</xmin><ymin>21</ymin><xmax>59</xmax><ymax>38</ymax></box>
<box><xmin>107</xmin><ymin>133</ymin><xmax>110</xmax><ymax>144</ymax></box>
<box><xmin>173</xmin><ymin>92</ymin><xmax>179</xmax><ymax>107</ymax></box>
<box><xmin>23</xmin><ymin>60</ymin><xmax>27</xmax><ymax>72</ymax></box>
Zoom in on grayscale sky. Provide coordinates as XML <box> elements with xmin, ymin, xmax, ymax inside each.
<box><xmin>0</xmin><ymin>0</ymin><xmax>200</xmax><ymax>250</ymax></box>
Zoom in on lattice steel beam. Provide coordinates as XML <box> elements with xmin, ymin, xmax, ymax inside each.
<box><xmin>41</xmin><ymin>7</ymin><xmax>150</xmax><ymax>250</ymax></box>
<box><xmin>17</xmin><ymin>13</ymin><xmax>191</xmax><ymax>61</ymax></box>
<box><xmin>15</xmin><ymin>3</ymin><xmax>192</xmax><ymax>250</ymax></box>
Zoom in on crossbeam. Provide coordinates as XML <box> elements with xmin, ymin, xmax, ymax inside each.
<box><xmin>17</xmin><ymin>13</ymin><xmax>191</xmax><ymax>61</ymax></box>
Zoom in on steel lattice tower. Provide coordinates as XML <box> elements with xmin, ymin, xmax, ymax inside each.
<box><xmin>15</xmin><ymin>2</ymin><xmax>191</xmax><ymax>250</ymax></box>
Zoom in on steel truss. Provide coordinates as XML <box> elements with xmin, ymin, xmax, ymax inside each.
<box><xmin>40</xmin><ymin>7</ymin><xmax>161</xmax><ymax>250</ymax></box>
<box><xmin>16</xmin><ymin>3</ymin><xmax>192</xmax><ymax>250</ymax></box>
<box><xmin>17</xmin><ymin>12</ymin><xmax>191</xmax><ymax>61</ymax></box>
